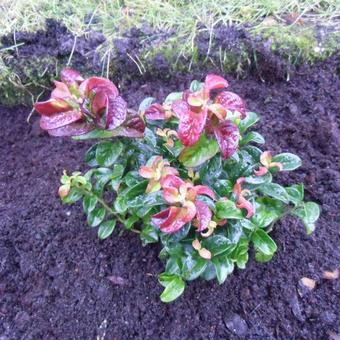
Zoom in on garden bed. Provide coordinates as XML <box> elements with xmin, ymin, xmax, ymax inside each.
<box><xmin>0</xmin><ymin>51</ymin><xmax>339</xmax><ymax>339</ymax></box>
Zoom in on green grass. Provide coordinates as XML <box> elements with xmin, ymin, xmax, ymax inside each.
<box><xmin>1</xmin><ymin>0</ymin><xmax>339</xmax><ymax>57</ymax></box>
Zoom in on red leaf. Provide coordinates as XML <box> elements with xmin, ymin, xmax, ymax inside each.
<box><xmin>160</xmin><ymin>175</ymin><xmax>185</xmax><ymax>190</ymax></box>
<box><xmin>105</xmin><ymin>95</ymin><xmax>127</xmax><ymax>130</ymax></box>
<box><xmin>205</xmin><ymin>74</ymin><xmax>228</xmax><ymax>91</ymax></box>
<box><xmin>144</xmin><ymin>103</ymin><xmax>166</xmax><ymax>120</ymax></box>
<box><xmin>51</xmin><ymin>81</ymin><xmax>72</xmax><ymax>99</ymax></box>
<box><xmin>236</xmin><ymin>196</ymin><xmax>254</xmax><ymax>218</ymax></box>
<box><xmin>178</xmin><ymin>108</ymin><xmax>207</xmax><ymax>146</ymax></box>
<box><xmin>171</xmin><ymin>100</ymin><xmax>189</xmax><ymax>120</ymax></box>
<box><xmin>192</xmin><ymin>185</ymin><xmax>216</xmax><ymax>200</ymax></box>
<box><xmin>34</xmin><ymin>99</ymin><xmax>71</xmax><ymax>116</ymax></box>
<box><xmin>215</xmin><ymin>91</ymin><xmax>246</xmax><ymax>119</ymax></box>
<box><xmin>39</xmin><ymin>110</ymin><xmax>83</xmax><ymax>130</ymax></box>
<box><xmin>194</xmin><ymin>201</ymin><xmax>212</xmax><ymax>231</ymax></box>
<box><xmin>121</xmin><ymin>112</ymin><xmax>145</xmax><ymax>136</ymax></box>
<box><xmin>91</xmin><ymin>91</ymin><xmax>108</xmax><ymax>115</ymax></box>
<box><xmin>60</xmin><ymin>68</ymin><xmax>84</xmax><ymax>85</ymax></box>
<box><xmin>80</xmin><ymin>77</ymin><xmax>119</xmax><ymax>97</ymax></box>
<box><xmin>47</xmin><ymin>122</ymin><xmax>93</xmax><ymax>136</ymax></box>
<box><xmin>213</xmin><ymin>121</ymin><xmax>240</xmax><ymax>159</ymax></box>
<box><xmin>151</xmin><ymin>207</ymin><xmax>188</xmax><ymax>233</ymax></box>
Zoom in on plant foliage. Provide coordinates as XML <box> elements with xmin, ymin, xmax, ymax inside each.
<box><xmin>35</xmin><ymin>70</ymin><xmax>320</xmax><ymax>302</ymax></box>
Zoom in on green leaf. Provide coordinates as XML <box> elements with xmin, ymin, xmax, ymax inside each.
<box><xmin>138</xmin><ymin>97</ymin><xmax>155</xmax><ymax>113</ymax></box>
<box><xmin>199</xmin><ymin>155</ymin><xmax>222</xmax><ymax>185</ymax></box>
<box><xmin>239</xmin><ymin>112</ymin><xmax>260</xmax><ymax>133</ymax></box>
<box><xmin>85</xmin><ymin>144</ymin><xmax>98</xmax><ymax>166</ymax></box>
<box><xmin>62</xmin><ymin>188</ymin><xmax>83</xmax><ymax>204</ymax></box>
<box><xmin>202</xmin><ymin>235</ymin><xmax>235</xmax><ymax>256</ymax></box>
<box><xmin>87</xmin><ymin>207</ymin><xmax>106</xmax><ymax>227</ymax></box>
<box><xmin>144</xmin><ymin>127</ymin><xmax>157</xmax><ymax>148</ymax></box>
<box><xmin>212</xmin><ymin>179</ymin><xmax>233</xmax><ymax>197</ymax></box>
<box><xmin>114</xmin><ymin>196</ymin><xmax>127</xmax><ymax>214</ymax></box>
<box><xmin>141</xmin><ymin>224</ymin><xmax>159</xmax><ymax>245</ymax></box>
<box><xmin>179</xmin><ymin>134</ymin><xmax>219</xmax><ymax>168</ymax></box>
<box><xmin>212</xmin><ymin>255</ymin><xmax>234</xmax><ymax>284</ymax></box>
<box><xmin>272</xmin><ymin>153</ymin><xmax>302</xmax><ymax>171</ymax></box>
<box><xmin>240</xmin><ymin>131</ymin><xmax>265</xmax><ymax>146</ymax></box>
<box><xmin>98</xmin><ymin>220</ymin><xmax>116</xmax><ymax>239</ymax></box>
<box><xmin>200</xmin><ymin>262</ymin><xmax>217</xmax><ymax>281</ymax></box>
<box><xmin>95</xmin><ymin>141</ymin><xmax>123</xmax><ymax>167</ymax></box>
<box><xmin>83</xmin><ymin>195</ymin><xmax>98</xmax><ymax>214</ymax></box>
<box><xmin>252</xmin><ymin>198</ymin><xmax>284</xmax><ymax>228</ymax></box>
<box><xmin>292</xmin><ymin>202</ymin><xmax>320</xmax><ymax>234</ymax></box>
<box><xmin>286</xmin><ymin>184</ymin><xmax>304</xmax><ymax>205</ymax></box>
<box><xmin>230</xmin><ymin>238</ymin><xmax>249</xmax><ymax>269</ymax></box>
<box><xmin>129</xmin><ymin>191</ymin><xmax>165</xmax><ymax>208</ymax></box>
<box><xmin>164</xmin><ymin>92</ymin><xmax>183</xmax><ymax>104</ymax></box>
<box><xmin>73</xmin><ymin>129</ymin><xmax>117</xmax><ymax>140</ymax></box>
<box><xmin>190</xmin><ymin>80</ymin><xmax>204</xmax><ymax>92</ymax></box>
<box><xmin>255</xmin><ymin>251</ymin><xmax>274</xmax><ymax>263</ymax></box>
<box><xmin>159</xmin><ymin>274</ymin><xmax>185</xmax><ymax>303</ymax></box>
<box><xmin>216</xmin><ymin>200</ymin><xmax>244</xmax><ymax>219</ymax></box>
<box><xmin>181</xmin><ymin>254</ymin><xmax>208</xmax><ymax>281</ymax></box>
<box><xmin>165</xmin><ymin>257</ymin><xmax>182</xmax><ymax>275</ymax></box>
<box><xmin>251</xmin><ymin>229</ymin><xmax>277</xmax><ymax>256</ymax></box>
<box><xmin>259</xmin><ymin>183</ymin><xmax>289</xmax><ymax>203</ymax></box>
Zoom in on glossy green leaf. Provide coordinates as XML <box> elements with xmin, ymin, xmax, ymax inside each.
<box><xmin>239</xmin><ymin>111</ymin><xmax>260</xmax><ymax>133</ymax></box>
<box><xmin>182</xmin><ymin>254</ymin><xmax>208</xmax><ymax>281</ymax></box>
<box><xmin>114</xmin><ymin>196</ymin><xmax>128</xmax><ymax>214</ymax></box>
<box><xmin>83</xmin><ymin>195</ymin><xmax>98</xmax><ymax>214</ymax></box>
<box><xmin>259</xmin><ymin>183</ymin><xmax>289</xmax><ymax>203</ymax></box>
<box><xmin>272</xmin><ymin>153</ymin><xmax>302</xmax><ymax>171</ymax></box>
<box><xmin>141</xmin><ymin>224</ymin><xmax>159</xmax><ymax>245</ymax></box>
<box><xmin>212</xmin><ymin>179</ymin><xmax>233</xmax><ymax>197</ymax></box>
<box><xmin>165</xmin><ymin>257</ymin><xmax>182</xmax><ymax>275</ymax></box>
<box><xmin>144</xmin><ymin>127</ymin><xmax>157</xmax><ymax>148</ymax></box>
<box><xmin>230</xmin><ymin>238</ymin><xmax>249</xmax><ymax>269</ymax></box>
<box><xmin>190</xmin><ymin>80</ymin><xmax>204</xmax><ymax>92</ymax></box>
<box><xmin>164</xmin><ymin>92</ymin><xmax>183</xmax><ymax>104</ymax></box>
<box><xmin>95</xmin><ymin>141</ymin><xmax>123</xmax><ymax>167</ymax></box>
<box><xmin>98</xmin><ymin>220</ymin><xmax>116</xmax><ymax>239</ymax></box>
<box><xmin>85</xmin><ymin>144</ymin><xmax>98</xmax><ymax>166</ymax></box>
<box><xmin>200</xmin><ymin>262</ymin><xmax>217</xmax><ymax>281</ymax></box>
<box><xmin>292</xmin><ymin>202</ymin><xmax>320</xmax><ymax>234</ymax></box>
<box><xmin>179</xmin><ymin>134</ymin><xmax>219</xmax><ymax>168</ymax></box>
<box><xmin>212</xmin><ymin>255</ymin><xmax>234</xmax><ymax>284</ymax></box>
<box><xmin>240</xmin><ymin>131</ymin><xmax>265</xmax><ymax>146</ymax></box>
<box><xmin>87</xmin><ymin>207</ymin><xmax>106</xmax><ymax>227</ymax></box>
<box><xmin>286</xmin><ymin>184</ymin><xmax>304</xmax><ymax>205</ymax></box>
<box><xmin>216</xmin><ymin>200</ymin><xmax>244</xmax><ymax>219</ymax></box>
<box><xmin>255</xmin><ymin>251</ymin><xmax>274</xmax><ymax>263</ymax></box>
<box><xmin>129</xmin><ymin>191</ymin><xmax>165</xmax><ymax>208</ymax></box>
<box><xmin>138</xmin><ymin>97</ymin><xmax>156</xmax><ymax>113</ymax></box>
<box><xmin>73</xmin><ymin>129</ymin><xmax>117</xmax><ymax>140</ymax></box>
<box><xmin>199</xmin><ymin>155</ymin><xmax>222</xmax><ymax>185</ymax></box>
<box><xmin>62</xmin><ymin>188</ymin><xmax>83</xmax><ymax>204</ymax></box>
<box><xmin>251</xmin><ymin>229</ymin><xmax>277</xmax><ymax>256</ymax></box>
<box><xmin>202</xmin><ymin>235</ymin><xmax>235</xmax><ymax>256</ymax></box>
<box><xmin>159</xmin><ymin>274</ymin><xmax>185</xmax><ymax>303</ymax></box>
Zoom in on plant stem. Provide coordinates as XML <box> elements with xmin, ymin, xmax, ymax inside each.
<box><xmin>79</xmin><ymin>186</ymin><xmax>141</xmax><ymax>234</ymax></box>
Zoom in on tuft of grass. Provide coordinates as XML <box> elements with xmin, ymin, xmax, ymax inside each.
<box><xmin>1</xmin><ymin>0</ymin><xmax>339</xmax><ymax>58</ymax></box>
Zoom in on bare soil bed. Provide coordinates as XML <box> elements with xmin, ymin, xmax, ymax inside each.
<box><xmin>0</xmin><ymin>52</ymin><xmax>339</xmax><ymax>339</ymax></box>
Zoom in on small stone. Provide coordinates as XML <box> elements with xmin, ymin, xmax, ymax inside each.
<box><xmin>323</xmin><ymin>269</ymin><xmax>339</xmax><ymax>280</ymax></box>
<box><xmin>300</xmin><ymin>277</ymin><xmax>316</xmax><ymax>290</ymax></box>
<box><xmin>224</xmin><ymin>312</ymin><xmax>248</xmax><ymax>336</ymax></box>
<box><xmin>107</xmin><ymin>275</ymin><xmax>126</xmax><ymax>286</ymax></box>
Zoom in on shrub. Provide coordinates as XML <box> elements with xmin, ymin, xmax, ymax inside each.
<box><xmin>34</xmin><ymin>69</ymin><xmax>320</xmax><ymax>302</ymax></box>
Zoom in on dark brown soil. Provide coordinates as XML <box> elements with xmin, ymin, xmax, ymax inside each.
<box><xmin>1</xmin><ymin>53</ymin><xmax>339</xmax><ymax>339</ymax></box>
